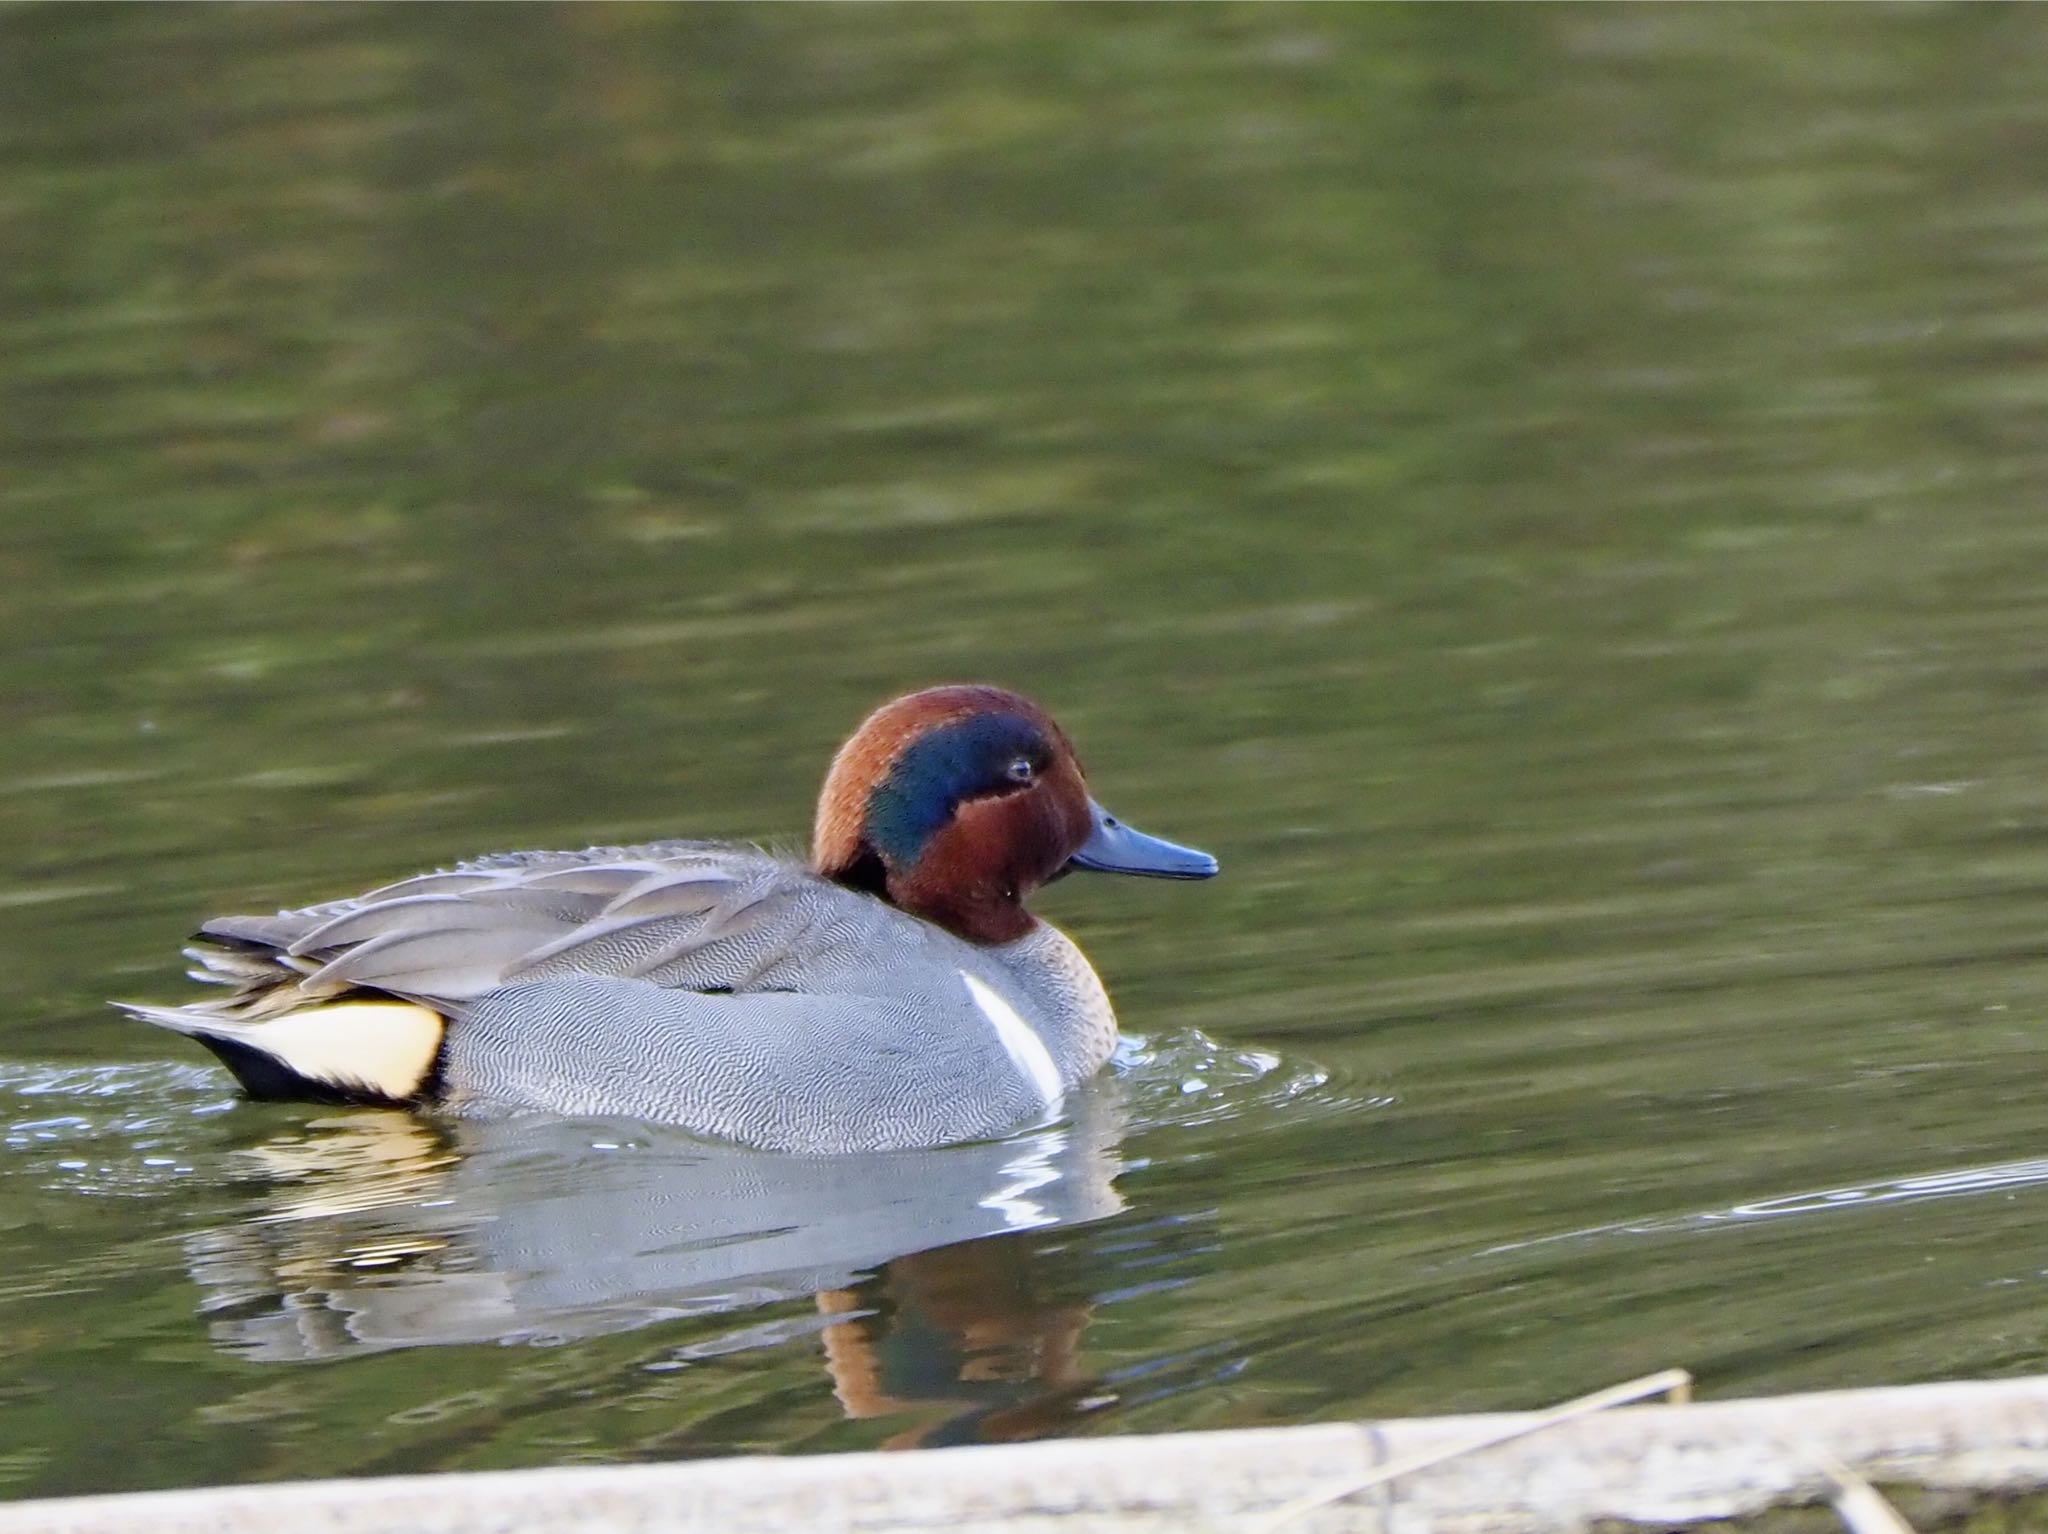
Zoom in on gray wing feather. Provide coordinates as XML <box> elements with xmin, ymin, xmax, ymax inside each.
<box><xmin>515</xmin><ymin>865</ymin><xmax>662</xmax><ymax>897</ymax></box>
<box><xmin>510</xmin><ymin>912</ymin><xmax>711</xmax><ymax>983</ymax></box>
<box><xmin>200</xmin><ymin>912</ymin><xmax>323</xmax><ymax>952</ymax></box>
<box><xmin>290</xmin><ymin>894</ymin><xmax>540</xmax><ymax>955</ymax></box>
<box><xmin>183</xmin><ymin>944</ymin><xmax>286</xmax><ymax>986</ymax></box>
<box><xmin>354</xmin><ymin>870</ymin><xmax>510</xmax><ymax>901</ymax></box>
<box><xmin>642</xmin><ymin>894</ymin><xmax>803</xmax><ymax>991</ymax></box>
<box><xmin>306</xmin><ymin>920</ymin><xmax>561</xmax><ymax>999</ymax></box>
<box><xmin>602</xmin><ymin>866</ymin><xmax>743</xmax><ymax>917</ymax></box>
<box><xmin>189</xmin><ymin>846</ymin><xmax>880</xmax><ymax>1010</ymax></box>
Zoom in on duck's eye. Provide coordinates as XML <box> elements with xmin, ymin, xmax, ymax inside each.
<box><xmin>1006</xmin><ymin>757</ymin><xmax>1035</xmax><ymax>784</ymax></box>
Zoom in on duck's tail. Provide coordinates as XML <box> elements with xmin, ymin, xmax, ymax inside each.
<box><xmin>115</xmin><ymin>997</ymin><xmax>447</xmax><ymax>1107</ymax></box>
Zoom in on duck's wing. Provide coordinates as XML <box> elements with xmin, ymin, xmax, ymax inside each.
<box><xmin>182</xmin><ymin>843</ymin><xmax>872</xmax><ymax>1015</ymax></box>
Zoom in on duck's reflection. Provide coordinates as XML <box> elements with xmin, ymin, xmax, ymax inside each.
<box><xmin>185</xmin><ymin>1084</ymin><xmax>1127</xmax><ymax>1441</ymax></box>
<box><xmin>813</xmin><ymin>1233</ymin><xmax>1105</xmax><ymax>1448</ymax></box>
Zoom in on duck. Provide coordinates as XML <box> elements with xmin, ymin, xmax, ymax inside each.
<box><xmin>120</xmin><ymin>685</ymin><xmax>1217</xmax><ymax>1154</ymax></box>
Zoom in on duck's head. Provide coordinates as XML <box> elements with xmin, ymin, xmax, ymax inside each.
<box><xmin>813</xmin><ymin>685</ymin><xmax>1218</xmax><ymax>945</ymax></box>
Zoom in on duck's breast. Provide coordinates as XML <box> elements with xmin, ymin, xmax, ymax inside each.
<box><xmin>977</xmin><ymin>922</ymin><xmax>1119</xmax><ymax>1090</ymax></box>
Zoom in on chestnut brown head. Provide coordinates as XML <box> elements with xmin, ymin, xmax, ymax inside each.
<box><xmin>813</xmin><ymin>685</ymin><xmax>1216</xmax><ymax>945</ymax></box>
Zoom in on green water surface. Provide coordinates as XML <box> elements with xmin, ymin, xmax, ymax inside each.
<box><xmin>6</xmin><ymin>1</ymin><xmax>2048</xmax><ymax>1496</ymax></box>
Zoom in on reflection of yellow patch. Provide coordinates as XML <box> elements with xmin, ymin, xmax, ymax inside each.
<box><xmin>241</xmin><ymin>1110</ymin><xmax>457</xmax><ymax>1223</ymax></box>
<box><xmin>273</xmin><ymin>1233</ymin><xmax>454</xmax><ymax>1292</ymax></box>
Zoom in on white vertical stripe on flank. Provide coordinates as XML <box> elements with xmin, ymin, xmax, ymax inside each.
<box><xmin>960</xmin><ymin>971</ymin><xmax>1063</xmax><ymax>1111</ymax></box>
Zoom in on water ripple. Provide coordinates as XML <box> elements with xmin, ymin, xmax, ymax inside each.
<box><xmin>1709</xmin><ymin>1156</ymin><xmax>2048</xmax><ymax>1225</ymax></box>
<box><xmin>1112</xmin><ymin>1028</ymin><xmax>1359</xmax><ymax>1132</ymax></box>
<box><xmin>0</xmin><ymin>1061</ymin><xmax>236</xmax><ymax>1198</ymax></box>
<box><xmin>1489</xmin><ymin>1154</ymin><xmax>2048</xmax><ymax>1255</ymax></box>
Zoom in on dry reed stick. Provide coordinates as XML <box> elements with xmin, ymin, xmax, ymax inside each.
<box><xmin>1249</xmin><ymin>1367</ymin><xmax>1695</xmax><ymax>1533</ymax></box>
<box><xmin>1806</xmin><ymin>1444</ymin><xmax>1917</xmax><ymax>1534</ymax></box>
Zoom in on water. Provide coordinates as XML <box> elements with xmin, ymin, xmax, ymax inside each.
<box><xmin>8</xmin><ymin>1</ymin><xmax>2048</xmax><ymax>1497</ymax></box>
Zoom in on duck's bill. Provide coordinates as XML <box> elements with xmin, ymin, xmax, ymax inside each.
<box><xmin>1066</xmin><ymin>799</ymin><xmax>1219</xmax><ymax>880</ymax></box>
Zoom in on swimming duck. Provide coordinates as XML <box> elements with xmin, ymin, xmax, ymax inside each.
<box><xmin>121</xmin><ymin>685</ymin><xmax>1217</xmax><ymax>1153</ymax></box>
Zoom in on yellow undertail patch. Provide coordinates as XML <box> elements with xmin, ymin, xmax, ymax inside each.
<box><xmin>236</xmin><ymin>995</ymin><xmax>448</xmax><ymax>1097</ymax></box>
<box><xmin>129</xmin><ymin>998</ymin><xmax>446</xmax><ymax>1102</ymax></box>
<box><xmin>242</xmin><ymin>1001</ymin><xmax>446</xmax><ymax>1100</ymax></box>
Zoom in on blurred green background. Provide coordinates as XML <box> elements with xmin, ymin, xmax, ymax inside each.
<box><xmin>7</xmin><ymin>1</ymin><xmax>2048</xmax><ymax>1497</ymax></box>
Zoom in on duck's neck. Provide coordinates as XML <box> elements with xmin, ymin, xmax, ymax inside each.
<box><xmin>816</xmin><ymin>841</ymin><xmax>1038</xmax><ymax>946</ymax></box>
<box><xmin>886</xmin><ymin>865</ymin><xmax>1036</xmax><ymax>945</ymax></box>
